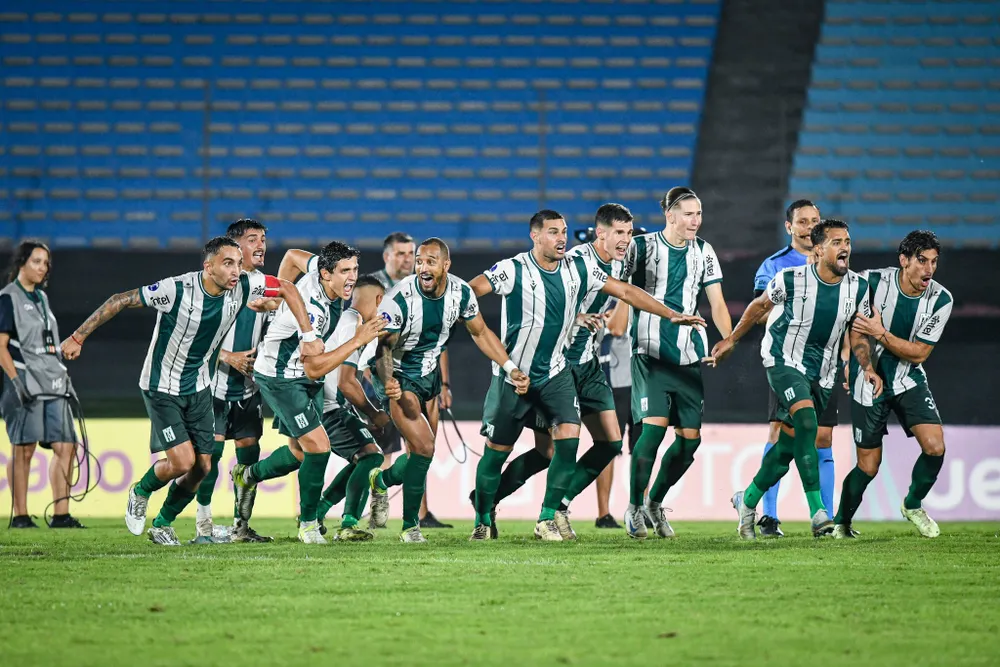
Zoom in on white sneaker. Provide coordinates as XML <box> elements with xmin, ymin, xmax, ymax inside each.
<box><xmin>624</xmin><ymin>506</ymin><xmax>648</xmax><ymax>540</ymax></box>
<box><xmin>811</xmin><ymin>509</ymin><xmax>835</xmax><ymax>537</ymax></box>
<box><xmin>534</xmin><ymin>519</ymin><xmax>563</xmax><ymax>541</ymax></box>
<box><xmin>368</xmin><ymin>467</ymin><xmax>389</xmax><ymax>529</ymax></box>
<box><xmin>553</xmin><ymin>509</ymin><xmax>577</xmax><ymax>540</ymax></box>
<box><xmin>901</xmin><ymin>502</ymin><xmax>940</xmax><ymax>538</ymax></box>
<box><xmin>732</xmin><ymin>491</ymin><xmax>757</xmax><ymax>540</ymax></box>
<box><xmin>147</xmin><ymin>526</ymin><xmax>181</xmax><ymax>546</ymax></box>
<box><xmin>125</xmin><ymin>484</ymin><xmax>148</xmax><ymax>536</ymax></box>
<box><xmin>399</xmin><ymin>526</ymin><xmax>427</xmax><ymax>543</ymax></box>
<box><xmin>646</xmin><ymin>502</ymin><xmax>675</xmax><ymax>538</ymax></box>
<box><xmin>297</xmin><ymin>520</ymin><xmax>327</xmax><ymax>544</ymax></box>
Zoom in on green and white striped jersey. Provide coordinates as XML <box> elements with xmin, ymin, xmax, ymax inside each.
<box><xmin>375</xmin><ymin>274</ymin><xmax>479</xmax><ymax>381</ymax></box>
<box><xmin>850</xmin><ymin>268</ymin><xmax>952</xmax><ymax>406</ymax></box>
<box><xmin>624</xmin><ymin>233</ymin><xmax>722</xmax><ymax>366</ymax></box>
<box><xmin>762</xmin><ymin>264</ymin><xmax>871</xmax><ymax>389</ymax></box>
<box><xmin>564</xmin><ymin>243</ymin><xmax>627</xmax><ymax>366</ymax></box>
<box><xmin>255</xmin><ymin>269</ymin><xmax>344</xmax><ymax>381</ymax></box>
<box><xmin>139</xmin><ymin>271</ymin><xmax>268</xmax><ymax>396</ymax></box>
<box><xmin>483</xmin><ymin>251</ymin><xmax>607</xmax><ymax>386</ymax></box>
<box><xmin>322</xmin><ymin>308</ymin><xmax>377</xmax><ymax>413</ymax></box>
<box><xmin>211</xmin><ymin>269</ymin><xmax>274</xmax><ymax>401</ymax></box>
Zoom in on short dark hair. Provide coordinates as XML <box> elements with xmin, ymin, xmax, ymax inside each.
<box><xmin>659</xmin><ymin>186</ymin><xmax>699</xmax><ymax>213</ymax></box>
<box><xmin>595</xmin><ymin>203</ymin><xmax>633</xmax><ymax>228</ymax></box>
<box><xmin>204</xmin><ymin>236</ymin><xmax>241</xmax><ymax>262</ymax></box>
<box><xmin>419</xmin><ymin>237</ymin><xmax>450</xmax><ymax>260</ymax></box>
<box><xmin>7</xmin><ymin>240</ymin><xmax>51</xmax><ymax>287</ymax></box>
<box><xmin>898</xmin><ymin>230</ymin><xmax>941</xmax><ymax>259</ymax></box>
<box><xmin>785</xmin><ymin>199</ymin><xmax>819</xmax><ymax>223</ymax></box>
<box><xmin>810</xmin><ymin>219</ymin><xmax>850</xmax><ymax>247</ymax></box>
<box><xmin>318</xmin><ymin>240</ymin><xmax>361</xmax><ymax>274</ymax></box>
<box><xmin>383</xmin><ymin>231</ymin><xmax>414</xmax><ymax>252</ymax></box>
<box><xmin>355</xmin><ymin>274</ymin><xmax>385</xmax><ymax>292</ymax></box>
<box><xmin>226</xmin><ymin>218</ymin><xmax>267</xmax><ymax>240</ymax></box>
<box><xmin>530</xmin><ymin>209</ymin><xmax>564</xmax><ymax>231</ymax></box>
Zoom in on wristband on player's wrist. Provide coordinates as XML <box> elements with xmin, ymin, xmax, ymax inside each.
<box><xmin>502</xmin><ymin>360</ymin><xmax>518</xmax><ymax>375</ymax></box>
<box><xmin>300</xmin><ymin>329</ymin><xmax>317</xmax><ymax>343</ymax></box>
<box><xmin>71</xmin><ymin>333</ymin><xmax>83</xmax><ymax>346</ymax></box>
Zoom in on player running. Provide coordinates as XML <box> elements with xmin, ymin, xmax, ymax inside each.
<box><xmin>231</xmin><ymin>241</ymin><xmax>386</xmax><ymax>544</ymax></box>
<box><xmin>713</xmin><ymin>219</ymin><xmax>880</xmax><ymax>538</ymax></box>
<box><xmin>752</xmin><ymin>200</ymin><xmax>843</xmax><ymax>537</ymax></box>
<box><xmin>60</xmin><ymin>237</ymin><xmax>317</xmax><ymax>546</ymax></box>
<box><xmin>623</xmin><ymin>187</ymin><xmax>733</xmax><ymax>539</ymax></box>
<box><xmin>192</xmin><ymin>219</ymin><xmax>274</xmax><ymax>544</ymax></box>
<box><xmin>834</xmin><ymin>230</ymin><xmax>952</xmax><ymax>539</ymax></box>
<box><xmin>469</xmin><ymin>209</ymin><xmax>705</xmax><ymax>542</ymax></box>
<box><xmin>366</xmin><ymin>238</ymin><xmax>524</xmax><ymax>543</ymax></box>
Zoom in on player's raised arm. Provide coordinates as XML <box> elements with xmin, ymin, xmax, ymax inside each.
<box><xmin>277</xmin><ymin>248</ymin><xmax>316</xmax><ymax>283</ymax></box>
<box><xmin>710</xmin><ymin>291</ymin><xmax>776</xmax><ymax>365</ymax></box>
<box><xmin>463</xmin><ymin>312</ymin><xmax>529</xmax><ymax>394</ymax></box>
<box><xmin>600</xmin><ymin>277</ymin><xmax>706</xmax><ymax>328</ymax></box>
<box><xmin>302</xmin><ymin>316</ymin><xmax>386</xmax><ymax>380</ymax></box>
<box><xmin>60</xmin><ymin>283</ymin><xmax>159</xmax><ymax>359</ymax></box>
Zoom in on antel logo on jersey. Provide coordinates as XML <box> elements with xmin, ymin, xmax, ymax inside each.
<box><xmin>148</xmin><ymin>295</ymin><xmax>170</xmax><ymax>308</ymax></box>
<box><xmin>922</xmin><ymin>315</ymin><xmax>940</xmax><ymax>336</ymax></box>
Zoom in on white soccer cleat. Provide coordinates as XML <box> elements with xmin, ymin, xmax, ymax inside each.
<box><xmin>553</xmin><ymin>509</ymin><xmax>577</xmax><ymax>541</ymax></box>
<box><xmin>810</xmin><ymin>509</ymin><xmax>835</xmax><ymax>537</ymax></box>
<box><xmin>399</xmin><ymin>526</ymin><xmax>427</xmax><ymax>543</ymax></box>
<box><xmin>147</xmin><ymin>526</ymin><xmax>181</xmax><ymax>546</ymax></box>
<box><xmin>732</xmin><ymin>491</ymin><xmax>757</xmax><ymax>540</ymax></box>
<box><xmin>368</xmin><ymin>467</ymin><xmax>389</xmax><ymax>529</ymax></box>
<box><xmin>297</xmin><ymin>519</ymin><xmax>327</xmax><ymax>544</ymax></box>
<box><xmin>832</xmin><ymin>523</ymin><xmax>858</xmax><ymax>539</ymax></box>
<box><xmin>534</xmin><ymin>519</ymin><xmax>563</xmax><ymax>541</ymax></box>
<box><xmin>901</xmin><ymin>503</ymin><xmax>940</xmax><ymax>538</ymax></box>
<box><xmin>125</xmin><ymin>483</ymin><xmax>148</xmax><ymax>536</ymax></box>
<box><xmin>646</xmin><ymin>502</ymin><xmax>675</xmax><ymax>538</ymax></box>
<box><xmin>624</xmin><ymin>506</ymin><xmax>648</xmax><ymax>540</ymax></box>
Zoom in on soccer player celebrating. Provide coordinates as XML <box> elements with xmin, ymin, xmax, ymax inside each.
<box><xmin>713</xmin><ymin>219</ymin><xmax>880</xmax><ymax>538</ymax></box>
<box><xmin>230</xmin><ymin>241</ymin><xmax>385</xmax><ymax>544</ymax></box>
<box><xmin>623</xmin><ymin>187</ymin><xmax>733</xmax><ymax>539</ymax></box>
<box><xmin>470</xmin><ymin>210</ymin><xmax>705</xmax><ymax>541</ymax></box>
<box><xmin>752</xmin><ymin>200</ymin><xmax>843</xmax><ymax>537</ymax></box>
<box><xmin>193</xmin><ymin>219</ymin><xmax>274</xmax><ymax>544</ymax></box>
<box><xmin>60</xmin><ymin>237</ymin><xmax>318</xmax><ymax>546</ymax></box>
<box><xmin>367</xmin><ymin>238</ymin><xmax>521</xmax><ymax>543</ymax></box>
<box><xmin>834</xmin><ymin>230</ymin><xmax>952</xmax><ymax>538</ymax></box>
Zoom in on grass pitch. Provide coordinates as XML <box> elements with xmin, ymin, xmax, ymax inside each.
<box><xmin>1</xmin><ymin>519</ymin><xmax>998</xmax><ymax>666</ymax></box>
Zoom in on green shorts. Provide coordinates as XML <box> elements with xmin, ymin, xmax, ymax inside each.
<box><xmin>255</xmin><ymin>373</ymin><xmax>323</xmax><ymax>439</ymax></box>
<box><xmin>766</xmin><ymin>364</ymin><xmax>832</xmax><ymax>428</ymax></box>
<box><xmin>323</xmin><ymin>406</ymin><xmax>378</xmax><ymax>461</ymax></box>
<box><xmin>851</xmin><ymin>383</ymin><xmax>942</xmax><ymax>449</ymax></box>
<box><xmin>481</xmin><ymin>367</ymin><xmax>580</xmax><ymax>446</ymax></box>
<box><xmin>571</xmin><ymin>358</ymin><xmax>616</xmax><ymax>417</ymax></box>
<box><xmin>631</xmin><ymin>355</ymin><xmax>704</xmax><ymax>429</ymax></box>
<box><xmin>371</xmin><ymin>367</ymin><xmax>442</xmax><ymax>408</ymax></box>
<box><xmin>142</xmin><ymin>389</ymin><xmax>215</xmax><ymax>455</ymax></box>
<box><xmin>213</xmin><ymin>393</ymin><xmax>264</xmax><ymax>441</ymax></box>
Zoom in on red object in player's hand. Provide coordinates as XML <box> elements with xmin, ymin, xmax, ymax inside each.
<box><xmin>263</xmin><ymin>274</ymin><xmax>281</xmax><ymax>298</ymax></box>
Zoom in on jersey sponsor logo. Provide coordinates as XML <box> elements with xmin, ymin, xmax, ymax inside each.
<box><xmin>921</xmin><ymin>315</ymin><xmax>940</xmax><ymax>336</ymax></box>
<box><xmin>784</xmin><ymin>387</ymin><xmax>795</xmax><ymax>401</ymax></box>
<box><xmin>162</xmin><ymin>426</ymin><xmax>176</xmax><ymax>442</ymax></box>
<box><xmin>251</xmin><ymin>285</ymin><xmax>266</xmax><ymax>297</ymax></box>
<box><xmin>704</xmin><ymin>254</ymin><xmax>716</xmax><ymax>277</ymax></box>
<box><xmin>294</xmin><ymin>412</ymin><xmax>308</xmax><ymax>429</ymax></box>
<box><xmin>22</xmin><ymin>303</ymin><xmax>34</xmax><ymax>311</ymax></box>
<box><xmin>148</xmin><ymin>295</ymin><xmax>170</xmax><ymax>308</ymax></box>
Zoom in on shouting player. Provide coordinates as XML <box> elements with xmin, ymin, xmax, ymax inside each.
<box><xmin>713</xmin><ymin>219</ymin><xmax>880</xmax><ymax>538</ymax></box>
<box><xmin>60</xmin><ymin>237</ymin><xmax>317</xmax><ymax>545</ymax></box>
<box><xmin>470</xmin><ymin>209</ymin><xmax>705</xmax><ymax>541</ymax></box>
<box><xmin>834</xmin><ymin>230</ymin><xmax>952</xmax><ymax>538</ymax></box>
<box><xmin>367</xmin><ymin>238</ymin><xmax>524</xmax><ymax>543</ymax></box>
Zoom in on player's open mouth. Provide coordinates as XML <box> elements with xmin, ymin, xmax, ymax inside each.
<box><xmin>343</xmin><ymin>281</ymin><xmax>355</xmax><ymax>295</ymax></box>
<box><xmin>555</xmin><ymin>243</ymin><xmax>566</xmax><ymax>253</ymax></box>
<box><xmin>836</xmin><ymin>252</ymin><xmax>848</xmax><ymax>266</ymax></box>
<box><xmin>419</xmin><ymin>273</ymin><xmax>434</xmax><ymax>286</ymax></box>
<box><xmin>920</xmin><ymin>275</ymin><xmax>931</xmax><ymax>287</ymax></box>
<box><xmin>252</xmin><ymin>251</ymin><xmax>264</xmax><ymax>261</ymax></box>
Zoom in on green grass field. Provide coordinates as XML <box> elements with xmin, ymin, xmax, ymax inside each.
<box><xmin>1</xmin><ymin>519</ymin><xmax>998</xmax><ymax>666</ymax></box>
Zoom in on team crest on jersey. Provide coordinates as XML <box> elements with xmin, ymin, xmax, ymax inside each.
<box><xmin>843</xmin><ymin>298</ymin><xmax>855</xmax><ymax>315</ymax></box>
<box><xmin>445</xmin><ymin>305</ymin><xmax>460</xmax><ymax>329</ymax></box>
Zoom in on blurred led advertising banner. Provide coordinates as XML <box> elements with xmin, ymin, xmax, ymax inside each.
<box><xmin>2</xmin><ymin>420</ymin><xmax>997</xmax><ymax>522</ymax></box>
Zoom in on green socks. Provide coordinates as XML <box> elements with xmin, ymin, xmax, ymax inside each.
<box><xmin>539</xmin><ymin>438</ymin><xmax>580</xmax><ymax>521</ymax></box>
<box><xmin>136</xmin><ymin>464</ymin><xmax>169</xmax><ymax>498</ymax></box>
<box><xmin>747</xmin><ymin>409</ymin><xmax>823</xmax><ymax>515</ymax></box>
<box><xmin>474</xmin><ymin>446</ymin><xmax>511</xmax><ymax>526</ymax></box>
<box><xmin>649</xmin><ymin>436</ymin><xmax>701</xmax><ymax>504</ymax></box>
<box><xmin>379</xmin><ymin>453</ymin><xmax>409</xmax><ymax>489</ymax></box>
<box><xmin>248</xmin><ymin>445</ymin><xmax>301</xmax><ymax>484</ymax></box>
<box><xmin>563</xmin><ymin>440</ymin><xmax>622</xmax><ymax>504</ymax></box>
<box><xmin>743</xmin><ymin>481</ymin><xmax>766</xmax><ymax>510</ymax></box>
<box><xmin>629</xmin><ymin>424</ymin><xmax>667</xmax><ymax>505</ymax></box>
<box><xmin>835</xmin><ymin>466</ymin><xmax>875</xmax><ymax>524</ymax></box>
<box><xmin>236</xmin><ymin>444</ymin><xmax>261</xmax><ymax>466</ymax></box>
<box><xmin>401</xmin><ymin>453</ymin><xmax>433</xmax><ymax>530</ymax></box>
<box><xmin>746</xmin><ymin>430</ymin><xmax>795</xmax><ymax>509</ymax></box>
<box><xmin>195</xmin><ymin>440</ymin><xmax>226</xmax><ymax>506</ymax></box>
<box><xmin>904</xmin><ymin>453</ymin><xmax>944</xmax><ymax>510</ymax></box>
<box><xmin>297</xmin><ymin>451</ymin><xmax>330</xmax><ymax>522</ymax></box>
<box><xmin>343</xmin><ymin>452</ymin><xmax>383</xmax><ymax>527</ymax></box>
<box><xmin>494</xmin><ymin>448</ymin><xmax>551</xmax><ymax>505</ymax></box>
<box><xmin>152</xmin><ymin>482</ymin><xmax>197</xmax><ymax>527</ymax></box>
<box><xmin>317</xmin><ymin>462</ymin><xmax>354</xmax><ymax>520</ymax></box>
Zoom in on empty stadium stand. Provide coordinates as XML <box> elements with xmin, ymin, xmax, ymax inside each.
<box><xmin>0</xmin><ymin>0</ymin><xmax>720</xmax><ymax>249</ymax></box>
<box><xmin>790</xmin><ymin>0</ymin><xmax>1000</xmax><ymax>249</ymax></box>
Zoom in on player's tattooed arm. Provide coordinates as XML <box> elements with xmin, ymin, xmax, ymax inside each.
<box><xmin>850</xmin><ymin>329</ymin><xmax>884</xmax><ymax>399</ymax></box>
<box><xmin>61</xmin><ymin>288</ymin><xmax>142</xmax><ymax>359</ymax></box>
<box><xmin>375</xmin><ymin>332</ymin><xmax>403</xmax><ymax>401</ymax></box>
